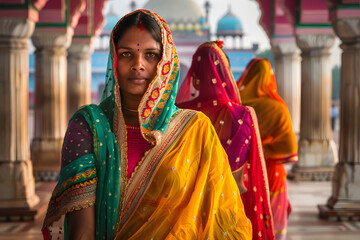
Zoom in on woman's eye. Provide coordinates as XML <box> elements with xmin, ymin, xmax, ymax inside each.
<box><xmin>120</xmin><ymin>52</ymin><xmax>131</xmax><ymax>57</ymax></box>
<box><xmin>146</xmin><ymin>52</ymin><xmax>158</xmax><ymax>58</ymax></box>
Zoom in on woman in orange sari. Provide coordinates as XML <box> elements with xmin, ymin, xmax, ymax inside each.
<box><xmin>176</xmin><ymin>41</ymin><xmax>274</xmax><ymax>240</ymax></box>
<box><xmin>237</xmin><ymin>58</ymin><xmax>298</xmax><ymax>240</ymax></box>
<box><xmin>42</xmin><ymin>10</ymin><xmax>252</xmax><ymax>240</ymax></box>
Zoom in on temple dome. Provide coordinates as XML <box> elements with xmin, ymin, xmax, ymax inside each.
<box><xmin>143</xmin><ymin>0</ymin><xmax>205</xmax><ymax>24</ymax></box>
<box><xmin>103</xmin><ymin>8</ymin><xmax>119</xmax><ymax>33</ymax></box>
<box><xmin>217</xmin><ymin>8</ymin><xmax>243</xmax><ymax>36</ymax></box>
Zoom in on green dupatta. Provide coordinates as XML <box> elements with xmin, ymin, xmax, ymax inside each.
<box><xmin>43</xmin><ymin>9</ymin><xmax>181</xmax><ymax>240</ymax></box>
<box><xmin>43</xmin><ymin>102</ymin><xmax>120</xmax><ymax>239</ymax></box>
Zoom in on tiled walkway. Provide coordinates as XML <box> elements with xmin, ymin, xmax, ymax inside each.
<box><xmin>287</xmin><ymin>181</ymin><xmax>360</xmax><ymax>240</ymax></box>
<box><xmin>0</xmin><ymin>180</ymin><xmax>359</xmax><ymax>239</ymax></box>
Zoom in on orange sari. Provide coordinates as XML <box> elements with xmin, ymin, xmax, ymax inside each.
<box><xmin>238</xmin><ymin>58</ymin><xmax>298</xmax><ymax>240</ymax></box>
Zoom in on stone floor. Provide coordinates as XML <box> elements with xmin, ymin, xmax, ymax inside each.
<box><xmin>286</xmin><ymin>181</ymin><xmax>360</xmax><ymax>240</ymax></box>
<box><xmin>0</xmin><ymin>179</ymin><xmax>359</xmax><ymax>239</ymax></box>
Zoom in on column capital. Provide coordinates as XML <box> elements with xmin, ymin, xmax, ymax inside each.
<box><xmin>296</xmin><ymin>34</ymin><xmax>335</xmax><ymax>51</ymax></box>
<box><xmin>332</xmin><ymin>18</ymin><xmax>360</xmax><ymax>45</ymax></box>
<box><xmin>271</xmin><ymin>41</ymin><xmax>300</xmax><ymax>56</ymax></box>
<box><xmin>296</xmin><ymin>34</ymin><xmax>335</xmax><ymax>57</ymax></box>
<box><xmin>68</xmin><ymin>39</ymin><xmax>94</xmax><ymax>56</ymax></box>
<box><xmin>0</xmin><ymin>18</ymin><xmax>35</xmax><ymax>40</ymax></box>
<box><xmin>31</xmin><ymin>28</ymin><xmax>73</xmax><ymax>50</ymax></box>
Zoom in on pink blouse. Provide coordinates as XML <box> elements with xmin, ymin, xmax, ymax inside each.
<box><xmin>126</xmin><ymin>125</ymin><xmax>151</xmax><ymax>179</ymax></box>
<box><xmin>61</xmin><ymin>114</ymin><xmax>151</xmax><ymax>180</ymax></box>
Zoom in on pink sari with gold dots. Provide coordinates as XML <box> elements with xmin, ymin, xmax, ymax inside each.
<box><xmin>176</xmin><ymin>42</ymin><xmax>274</xmax><ymax>240</ymax></box>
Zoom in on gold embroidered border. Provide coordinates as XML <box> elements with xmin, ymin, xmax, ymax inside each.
<box><xmin>116</xmin><ymin>109</ymin><xmax>197</xmax><ymax>233</ymax></box>
<box><xmin>248</xmin><ymin>106</ymin><xmax>274</xmax><ymax>230</ymax></box>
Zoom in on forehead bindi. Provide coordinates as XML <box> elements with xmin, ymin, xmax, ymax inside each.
<box><xmin>116</xmin><ymin>26</ymin><xmax>159</xmax><ymax>50</ymax></box>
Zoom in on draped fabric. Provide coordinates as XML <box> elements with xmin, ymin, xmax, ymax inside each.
<box><xmin>237</xmin><ymin>58</ymin><xmax>298</xmax><ymax>164</ymax></box>
<box><xmin>176</xmin><ymin>42</ymin><xmax>274</xmax><ymax>240</ymax></box>
<box><xmin>42</xmin><ymin>10</ymin><xmax>252</xmax><ymax>240</ymax></box>
<box><xmin>115</xmin><ymin>112</ymin><xmax>252</xmax><ymax>239</ymax></box>
<box><xmin>238</xmin><ymin>58</ymin><xmax>298</xmax><ymax>240</ymax></box>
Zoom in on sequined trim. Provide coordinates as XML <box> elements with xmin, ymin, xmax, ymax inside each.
<box><xmin>116</xmin><ymin>109</ymin><xmax>197</xmax><ymax>232</ymax></box>
<box><xmin>43</xmin><ymin>178</ymin><xmax>97</xmax><ymax>229</ymax></box>
<box><xmin>248</xmin><ymin>106</ymin><xmax>273</xmax><ymax>223</ymax></box>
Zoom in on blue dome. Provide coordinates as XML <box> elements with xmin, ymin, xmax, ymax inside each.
<box><xmin>217</xmin><ymin>10</ymin><xmax>243</xmax><ymax>35</ymax></box>
<box><xmin>103</xmin><ymin>9</ymin><xmax>119</xmax><ymax>32</ymax></box>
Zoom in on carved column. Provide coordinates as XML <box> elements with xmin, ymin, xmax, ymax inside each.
<box><xmin>31</xmin><ymin>30</ymin><xmax>72</xmax><ymax>181</ymax></box>
<box><xmin>319</xmin><ymin>18</ymin><xmax>360</xmax><ymax>218</ymax></box>
<box><xmin>67</xmin><ymin>40</ymin><xmax>93</xmax><ymax>119</ymax></box>
<box><xmin>0</xmin><ymin>18</ymin><xmax>39</xmax><ymax>218</ymax></box>
<box><xmin>271</xmin><ymin>41</ymin><xmax>301</xmax><ymax>135</ymax></box>
<box><xmin>292</xmin><ymin>34</ymin><xmax>338</xmax><ymax>181</ymax></box>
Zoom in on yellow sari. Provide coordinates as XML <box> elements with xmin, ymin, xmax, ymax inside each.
<box><xmin>116</xmin><ymin>111</ymin><xmax>252</xmax><ymax>239</ymax></box>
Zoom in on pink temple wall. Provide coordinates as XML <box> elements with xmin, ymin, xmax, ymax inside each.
<box><xmin>281</xmin><ymin>0</ymin><xmax>296</xmax><ymax>27</ymax></box>
<box><xmin>69</xmin><ymin>0</ymin><xmax>86</xmax><ymax>29</ymax></box>
<box><xmin>274</xmin><ymin>0</ymin><xmax>294</xmax><ymax>37</ymax></box>
<box><xmin>72</xmin><ymin>0</ymin><xmax>106</xmax><ymax>39</ymax></box>
<box><xmin>93</xmin><ymin>0</ymin><xmax>106</xmax><ymax>37</ymax></box>
<box><xmin>38</xmin><ymin>0</ymin><xmax>66</xmax><ymax>23</ymax></box>
<box><xmin>0</xmin><ymin>0</ymin><xmax>49</xmax><ymax>21</ymax></box>
<box><xmin>256</xmin><ymin>0</ymin><xmax>272</xmax><ymax>38</ymax></box>
<box><xmin>74</xmin><ymin>2</ymin><xmax>91</xmax><ymax>35</ymax></box>
<box><xmin>300</xmin><ymin>0</ymin><xmax>330</xmax><ymax>24</ymax></box>
<box><xmin>0</xmin><ymin>0</ymin><xmax>24</xmax><ymax>3</ymax></box>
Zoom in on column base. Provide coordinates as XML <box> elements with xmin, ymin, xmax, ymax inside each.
<box><xmin>289</xmin><ymin>164</ymin><xmax>334</xmax><ymax>181</ymax></box>
<box><xmin>0</xmin><ymin>161</ymin><xmax>39</xmax><ymax>209</ymax></box>
<box><xmin>0</xmin><ymin>196</ymin><xmax>41</xmax><ymax>221</ymax></box>
<box><xmin>31</xmin><ymin>138</ymin><xmax>62</xmax><ymax>181</ymax></box>
<box><xmin>298</xmin><ymin>139</ymin><xmax>338</xmax><ymax>167</ymax></box>
<box><xmin>0</xmin><ymin>181</ymin><xmax>55</xmax><ymax>222</ymax></box>
<box><xmin>318</xmin><ymin>204</ymin><xmax>360</xmax><ymax>221</ymax></box>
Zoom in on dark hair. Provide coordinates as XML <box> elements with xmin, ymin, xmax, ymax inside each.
<box><xmin>113</xmin><ymin>11</ymin><xmax>162</xmax><ymax>47</ymax></box>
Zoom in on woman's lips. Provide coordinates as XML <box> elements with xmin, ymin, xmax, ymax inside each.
<box><xmin>128</xmin><ymin>78</ymin><xmax>148</xmax><ymax>84</ymax></box>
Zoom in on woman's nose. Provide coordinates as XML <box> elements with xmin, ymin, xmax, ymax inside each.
<box><xmin>131</xmin><ymin>55</ymin><xmax>145</xmax><ymax>71</ymax></box>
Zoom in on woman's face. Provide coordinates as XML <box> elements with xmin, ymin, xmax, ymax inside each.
<box><xmin>116</xmin><ymin>26</ymin><xmax>162</xmax><ymax>98</ymax></box>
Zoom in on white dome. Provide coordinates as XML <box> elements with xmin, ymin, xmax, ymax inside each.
<box><xmin>143</xmin><ymin>0</ymin><xmax>205</xmax><ymax>24</ymax></box>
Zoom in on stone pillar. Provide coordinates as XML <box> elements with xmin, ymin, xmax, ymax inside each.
<box><xmin>319</xmin><ymin>18</ymin><xmax>360</xmax><ymax>218</ymax></box>
<box><xmin>292</xmin><ymin>34</ymin><xmax>338</xmax><ymax>181</ymax></box>
<box><xmin>67</xmin><ymin>40</ymin><xmax>93</xmax><ymax>119</ymax></box>
<box><xmin>31</xmin><ymin>30</ymin><xmax>72</xmax><ymax>181</ymax></box>
<box><xmin>0</xmin><ymin>18</ymin><xmax>39</xmax><ymax>219</ymax></box>
<box><xmin>271</xmin><ymin>41</ymin><xmax>301</xmax><ymax>135</ymax></box>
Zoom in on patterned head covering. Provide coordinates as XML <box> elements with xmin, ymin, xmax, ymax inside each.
<box><xmin>237</xmin><ymin>58</ymin><xmax>298</xmax><ymax>163</ymax></box>
<box><xmin>176</xmin><ymin>41</ymin><xmax>249</xmax><ymax>169</ymax></box>
<box><xmin>101</xmin><ymin>9</ymin><xmax>180</xmax><ymax>145</ymax></box>
<box><xmin>237</xmin><ymin>58</ymin><xmax>284</xmax><ymax>104</ymax></box>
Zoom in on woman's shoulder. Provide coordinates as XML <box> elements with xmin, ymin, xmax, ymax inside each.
<box><xmin>172</xmin><ymin>109</ymin><xmax>212</xmax><ymax>128</ymax></box>
<box><xmin>263</xmin><ymin>97</ymin><xmax>288</xmax><ymax>112</ymax></box>
<box><xmin>183</xmin><ymin>109</ymin><xmax>212</xmax><ymax>123</ymax></box>
<box><xmin>234</xmin><ymin>105</ymin><xmax>255</xmax><ymax>123</ymax></box>
<box><xmin>70</xmin><ymin>104</ymin><xmax>102</xmax><ymax>119</ymax></box>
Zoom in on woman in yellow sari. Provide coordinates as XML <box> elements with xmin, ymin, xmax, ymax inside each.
<box><xmin>238</xmin><ymin>58</ymin><xmax>298</xmax><ymax>240</ymax></box>
<box><xmin>42</xmin><ymin>10</ymin><xmax>252</xmax><ymax>240</ymax></box>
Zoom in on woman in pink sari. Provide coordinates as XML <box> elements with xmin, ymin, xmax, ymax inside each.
<box><xmin>176</xmin><ymin>41</ymin><xmax>274</xmax><ymax>240</ymax></box>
